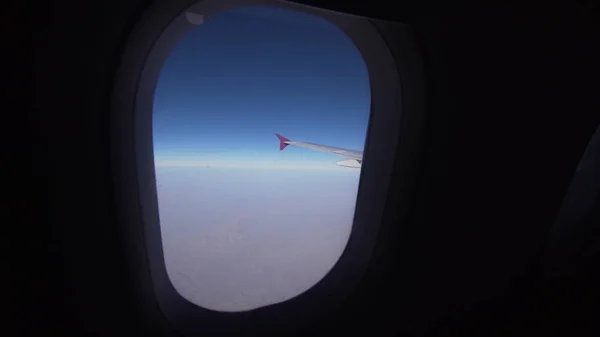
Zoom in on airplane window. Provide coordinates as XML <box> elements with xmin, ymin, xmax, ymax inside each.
<box><xmin>152</xmin><ymin>5</ymin><xmax>371</xmax><ymax>312</ymax></box>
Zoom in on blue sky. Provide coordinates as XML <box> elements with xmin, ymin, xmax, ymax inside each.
<box><xmin>153</xmin><ymin>5</ymin><xmax>370</xmax><ymax>169</ymax></box>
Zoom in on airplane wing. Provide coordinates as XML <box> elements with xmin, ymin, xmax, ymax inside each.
<box><xmin>275</xmin><ymin>133</ymin><xmax>363</xmax><ymax>168</ymax></box>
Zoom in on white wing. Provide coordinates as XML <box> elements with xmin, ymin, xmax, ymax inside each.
<box><xmin>275</xmin><ymin>134</ymin><xmax>363</xmax><ymax>168</ymax></box>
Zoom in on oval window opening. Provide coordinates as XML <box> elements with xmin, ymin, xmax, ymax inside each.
<box><xmin>153</xmin><ymin>5</ymin><xmax>371</xmax><ymax>312</ymax></box>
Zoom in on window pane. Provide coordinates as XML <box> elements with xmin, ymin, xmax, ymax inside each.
<box><xmin>153</xmin><ymin>5</ymin><xmax>370</xmax><ymax>312</ymax></box>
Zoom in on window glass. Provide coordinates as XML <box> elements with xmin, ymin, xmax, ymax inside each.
<box><xmin>153</xmin><ymin>5</ymin><xmax>370</xmax><ymax>312</ymax></box>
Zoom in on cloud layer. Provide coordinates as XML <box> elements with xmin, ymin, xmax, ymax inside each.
<box><xmin>157</xmin><ymin>166</ymin><xmax>360</xmax><ymax>311</ymax></box>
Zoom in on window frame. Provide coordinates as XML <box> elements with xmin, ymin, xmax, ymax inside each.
<box><xmin>110</xmin><ymin>0</ymin><xmax>425</xmax><ymax>335</ymax></box>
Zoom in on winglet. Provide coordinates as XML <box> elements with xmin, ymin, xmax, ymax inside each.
<box><xmin>275</xmin><ymin>133</ymin><xmax>290</xmax><ymax>151</ymax></box>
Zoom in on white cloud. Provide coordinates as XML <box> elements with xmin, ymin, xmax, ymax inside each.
<box><xmin>156</xmin><ymin>166</ymin><xmax>360</xmax><ymax>311</ymax></box>
<box><xmin>154</xmin><ymin>158</ymin><xmax>352</xmax><ymax>171</ymax></box>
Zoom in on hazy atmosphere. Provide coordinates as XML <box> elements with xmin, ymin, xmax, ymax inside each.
<box><xmin>153</xmin><ymin>5</ymin><xmax>370</xmax><ymax>311</ymax></box>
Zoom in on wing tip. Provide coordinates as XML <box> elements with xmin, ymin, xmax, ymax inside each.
<box><xmin>275</xmin><ymin>133</ymin><xmax>290</xmax><ymax>151</ymax></box>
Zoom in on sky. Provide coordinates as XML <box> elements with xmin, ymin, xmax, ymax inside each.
<box><xmin>153</xmin><ymin>5</ymin><xmax>371</xmax><ymax>312</ymax></box>
<box><xmin>153</xmin><ymin>5</ymin><xmax>370</xmax><ymax>169</ymax></box>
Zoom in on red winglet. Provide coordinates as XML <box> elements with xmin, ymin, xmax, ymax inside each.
<box><xmin>275</xmin><ymin>133</ymin><xmax>290</xmax><ymax>151</ymax></box>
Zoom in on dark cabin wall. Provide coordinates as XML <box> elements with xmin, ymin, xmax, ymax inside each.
<box><xmin>15</xmin><ymin>1</ymin><xmax>599</xmax><ymax>337</ymax></box>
